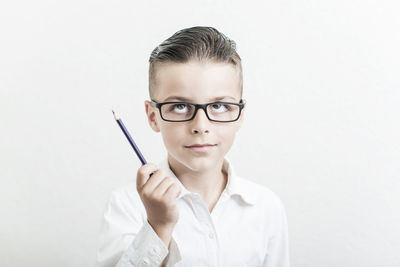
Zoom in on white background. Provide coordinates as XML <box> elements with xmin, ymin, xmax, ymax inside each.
<box><xmin>1</xmin><ymin>0</ymin><xmax>399</xmax><ymax>266</ymax></box>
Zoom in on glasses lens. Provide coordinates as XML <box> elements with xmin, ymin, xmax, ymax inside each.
<box><xmin>207</xmin><ymin>102</ymin><xmax>240</xmax><ymax>121</ymax></box>
<box><xmin>161</xmin><ymin>103</ymin><xmax>196</xmax><ymax>121</ymax></box>
<box><xmin>161</xmin><ymin>102</ymin><xmax>240</xmax><ymax>122</ymax></box>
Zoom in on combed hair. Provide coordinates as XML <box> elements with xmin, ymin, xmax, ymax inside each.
<box><xmin>148</xmin><ymin>26</ymin><xmax>243</xmax><ymax>99</ymax></box>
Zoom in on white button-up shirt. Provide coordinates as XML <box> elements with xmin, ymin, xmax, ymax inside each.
<box><xmin>97</xmin><ymin>157</ymin><xmax>290</xmax><ymax>267</ymax></box>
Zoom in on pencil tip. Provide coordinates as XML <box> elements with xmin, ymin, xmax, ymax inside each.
<box><xmin>112</xmin><ymin>110</ymin><xmax>119</xmax><ymax>120</ymax></box>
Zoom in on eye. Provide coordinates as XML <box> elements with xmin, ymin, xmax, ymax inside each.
<box><xmin>174</xmin><ymin>103</ymin><xmax>187</xmax><ymax>110</ymax></box>
<box><xmin>210</xmin><ymin>102</ymin><xmax>232</xmax><ymax>112</ymax></box>
<box><xmin>169</xmin><ymin>103</ymin><xmax>191</xmax><ymax>113</ymax></box>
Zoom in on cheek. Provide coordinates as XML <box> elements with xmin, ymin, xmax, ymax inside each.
<box><xmin>217</xmin><ymin>125</ymin><xmax>239</xmax><ymax>146</ymax></box>
<box><xmin>160</xmin><ymin>124</ymin><xmax>186</xmax><ymax>147</ymax></box>
<box><xmin>222</xmin><ymin>133</ymin><xmax>236</xmax><ymax>148</ymax></box>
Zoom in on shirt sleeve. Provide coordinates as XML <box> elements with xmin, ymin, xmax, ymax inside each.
<box><xmin>96</xmin><ymin>189</ymin><xmax>182</xmax><ymax>267</ymax></box>
<box><xmin>263</xmin><ymin>197</ymin><xmax>291</xmax><ymax>267</ymax></box>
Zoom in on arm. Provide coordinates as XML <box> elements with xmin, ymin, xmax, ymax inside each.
<box><xmin>115</xmin><ymin>219</ymin><xmax>182</xmax><ymax>267</ymax></box>
<box><xmin>263</xmin><ymin>198</ymin><xmax>290</xmax><ymax>267</ymax></box>
<box><xmin>97</xmin><ymin>191</ymin><xmax>178</xmax><ymax>267</ymax></box>
<box><xmin>97</xmin><ymin>163</ymin><xmax>183</xmax><ymax>267</ymax></box>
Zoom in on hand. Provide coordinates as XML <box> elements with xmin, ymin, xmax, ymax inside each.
<box><xmin>136</xmin><ymin>163</ymin><xmax>182</xmax><ymax>245</ymax></box>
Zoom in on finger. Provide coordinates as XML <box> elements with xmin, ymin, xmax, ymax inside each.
<box><xmin>153</xmin><ymin>176</ymin><xmax>176</xmax><ymax>197</ymax></box>
<box><xmin>142</xmin><ymin>168</ymin><xmax>168</xmax><ymax>193</ymax></box>
<box><xmin>136</xmin><ymin>163</ymin><xmax>159</xmax><ymax>190</ymax></box>
<box><xmin>164</xmin><ymin>183</ymin><xmax>182</xmax><ymax>202</ymax></box>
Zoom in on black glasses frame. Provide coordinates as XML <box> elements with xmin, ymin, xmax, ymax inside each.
<box><xmin>150</xmin><ymin>99</ymin><xmax>245</xmax><ymax>122</ymax></box>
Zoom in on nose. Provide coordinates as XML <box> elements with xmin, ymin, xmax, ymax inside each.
<box><xmin>190</xmin><ymin>107</ymin><xmax>209</xmax><ymax>134</ymax></box>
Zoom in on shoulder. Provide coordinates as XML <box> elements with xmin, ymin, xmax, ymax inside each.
<box><xmin>233</xmin><ymin>175</ymin><xmax>289</xmax><ymax>239</ymax></box>
<box><xmin>109</xmin><ymin>182</ymin><xmax>142</xmax><ymax>204</ymax></box>
<box><xmin>235</xmin><ymin>176</ymin><xmax>289</xmax><ymax>235</ymax></box>
<box><xmin>106</xmin><ymin>182</ymin><xmax>146</xmax><ymax>218</ymax></box>
<box><xmin>235</xmin><ymin>175</ymin><xmax>286</xmax><ymax>212</ymax></box>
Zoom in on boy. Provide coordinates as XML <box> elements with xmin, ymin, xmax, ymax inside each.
<box><xmin>97</xmin><ymin>26</ymin><xmax>290</xmax><ymax>267</ymax></box>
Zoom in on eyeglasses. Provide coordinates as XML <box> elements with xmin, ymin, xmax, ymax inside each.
<box><xmin>150</xmin><ymin>99</ymin><xmax>245</xmax><ymax>122</ymax></box>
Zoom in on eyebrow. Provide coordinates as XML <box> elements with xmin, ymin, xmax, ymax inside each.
<box><xmin>163</xmin><ymin>96</ymin><xmax>237</xmax><ymax>102</ymax></box>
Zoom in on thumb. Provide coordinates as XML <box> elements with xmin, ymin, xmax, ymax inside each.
<box><xmin>136</xmin><ymin>163</ymin><xmax>159</xmax><ymax>190</ymax></box>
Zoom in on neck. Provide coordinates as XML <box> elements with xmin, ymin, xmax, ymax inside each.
<box><xmin>167</xmin><ymin>154</ymin><xmax>228</xmax><ymax>209</ymax></box>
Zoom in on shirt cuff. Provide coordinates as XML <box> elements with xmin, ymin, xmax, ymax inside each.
<box><xmin>161</xmin><ymin>236</ymin><xmax>182</xmax><ymax>267</ymax></box>
<box><xmin>116</xmin><ymin>219</ymin><xmax>181</xmax><ymax>267</ymax></box>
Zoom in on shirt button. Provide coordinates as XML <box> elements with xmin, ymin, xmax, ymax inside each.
<box><xmin>143</xmin><ymin>258</ymin><xmax>149</xmax><ymax>265</ymax></box>
<box><xmin>209</xmin><ymin>232</ymin><xmax>214</xmax><ymax>239</ymax></box>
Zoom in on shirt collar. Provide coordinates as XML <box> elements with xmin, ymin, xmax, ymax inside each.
<box><xmin>157</xmin><ymin>156</ymin><xmax>256</xmax><ymax>206</ymax></box>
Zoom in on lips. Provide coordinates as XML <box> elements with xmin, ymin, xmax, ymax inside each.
<box><xmin>185</xmin><ymin>144</ymin><xmax>216</xmax><ymax>148</ymax></box>
<box><xmin>184</xmin><ymin>144</ymin><xmax>216</xmax><ymax>153</ymax></box>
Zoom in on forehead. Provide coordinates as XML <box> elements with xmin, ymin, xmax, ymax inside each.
<box><xmin>153</xmin><ymin>61</ymin><xmax>241</xmax><ymax>102</ymax></box>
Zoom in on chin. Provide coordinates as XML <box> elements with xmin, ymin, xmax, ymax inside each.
<box><xmin>184</xmin><ymin>154</ymin><xmax>223</xmax><ymax>171</ymax></box>
<box><xmin>170</xmin><ymin>153</ymin><xmax>212</xmax><ymax>170</ymax></box>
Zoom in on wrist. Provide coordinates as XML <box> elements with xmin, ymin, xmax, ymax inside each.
<box><xmin>148</xmin><ymin>219</ymin><xmax>175</xmax><ymax>231</ymax></box>
<box><xmin>147</xmin><ymin>219</ymin><xmax>175</xmax><ymax>247</ymax></box>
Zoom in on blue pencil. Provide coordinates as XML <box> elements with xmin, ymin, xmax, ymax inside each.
<box><xmin>112</xmin><ymin>110</ymin><xmax>147</xmax><ymax>165</ymax></box>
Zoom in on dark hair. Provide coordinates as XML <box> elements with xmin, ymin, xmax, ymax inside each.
<box><xmin>148</xmin><ymin>26</ymin><xmax>243</xmax><ymax>99</ymax></box>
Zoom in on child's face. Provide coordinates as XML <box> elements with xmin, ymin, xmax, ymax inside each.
<box><xmin>145</xmin><ymin>60</ymin><xmax>245</xmax><ymax>172</ymax></box>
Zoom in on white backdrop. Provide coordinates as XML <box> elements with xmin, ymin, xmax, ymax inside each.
<box><xmin>1</xmin><ymin>0</ymin><xmax>399</xmax><ymax>266</ymax></box>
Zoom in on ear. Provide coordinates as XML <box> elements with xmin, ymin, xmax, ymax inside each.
<box><xmin>144</xmin><ymin>100</ymin><xmax>161</xmax><ymax>132</ymax></box>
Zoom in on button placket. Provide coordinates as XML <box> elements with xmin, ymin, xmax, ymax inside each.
<box><xmin>192</xmin><ymin>194</ymin><xmax>220</xmax><ymax>266</ymax></box>
<box><xmin>150</xmin><ymin>246</ymin><xmax>158</xmax><ymax>256</ymax></box>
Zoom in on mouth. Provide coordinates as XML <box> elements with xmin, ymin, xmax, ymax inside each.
<box><xmin>185</xmin><ymin>144</ymin><xmax>216</xmax><ymax>148</ymax></box>
<box><xmin>184</xmin><ymin>144</ymin><xmax>217</xmax><ymax>153</ymax></box>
